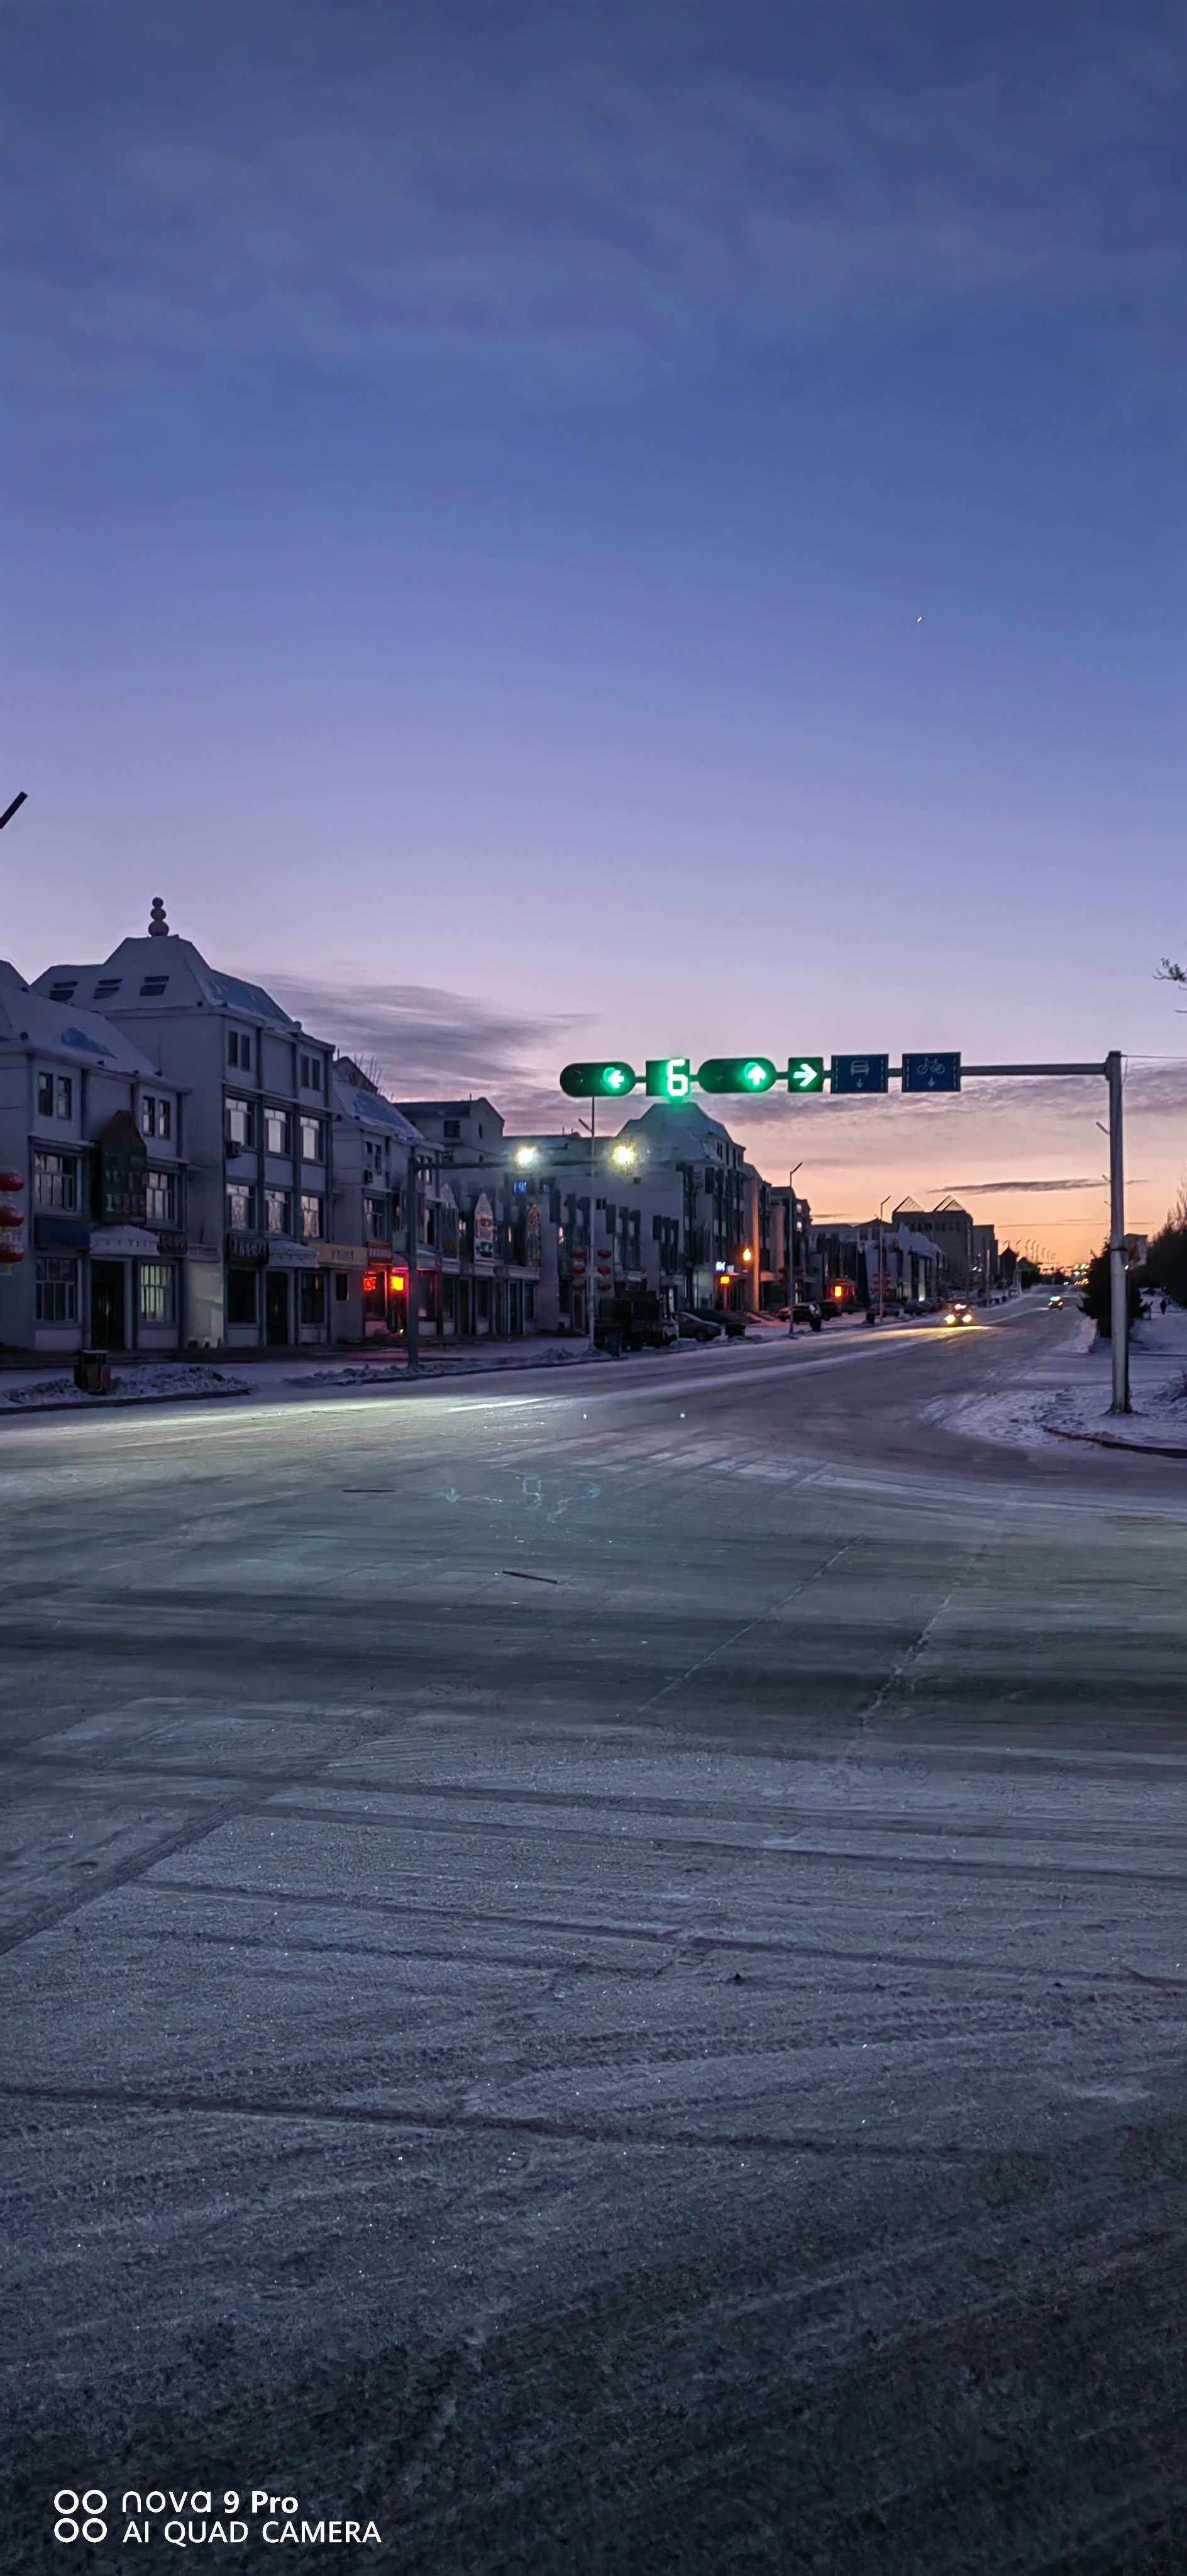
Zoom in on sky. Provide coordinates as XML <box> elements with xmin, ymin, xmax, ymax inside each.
<box><xmin>3</xmin><ymin>0</ymin><xmax>1185</xmax><ymax>1260</ymax></box>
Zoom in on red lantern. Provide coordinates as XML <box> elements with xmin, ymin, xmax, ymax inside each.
<box><xmin>0</xmin><ymin>1207</ymin><xmax>21</xmax><ymax>1228</ymax></box>
<box><xmin>0</xmin><ymin>1172</ymin><xmax>24</xmax><ymax>1192</ymax></box>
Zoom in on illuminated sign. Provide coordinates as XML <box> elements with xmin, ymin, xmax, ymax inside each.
<box><xmin>645</xmin><ymin>1058</ymin><xmax>692</xmax><ymax>1099</ymax></box>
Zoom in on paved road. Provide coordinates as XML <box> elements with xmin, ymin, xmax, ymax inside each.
<box><xmin>4</xmin><ymin>1306</ymin><xmax>1187</xmax><ymax>2573</ymax></box>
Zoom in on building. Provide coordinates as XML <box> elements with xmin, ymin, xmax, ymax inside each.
<box><xmin>395</xmin><ymin>1098</ymin><xmax>548</xmax><ymax>1339</ymax></box>
<box><xmin>33</xmin><ymin>905</ymin><xmax>341</xmax><ymax>1350</ymax></box>
<box><xmin>892</xmin><ymin>1201</ymin><xmax>999</xmax><ymax>1294</ymax></box>
<box><xmin>330</xmin><ymin>1059</ymin><xmax>427</xmax><ymax>1342</ymax></box>
<box><xmin>609</xmin><ymin>1101</ymin><xmax>759</xmax><ymax>1314</ymax></box>
<box><xmin>0</xmin><ymin>958</ymin><xmax>187</xmax><ymax>1355</ymax></box>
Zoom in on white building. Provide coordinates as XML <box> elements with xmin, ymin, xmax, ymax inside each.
<box><xmin>0</xmin><ymin>960</ymin><xmax>185</xmax><ymax>1355</ymax></box>
<box><xmin>33</xmin><ymin>905</ymin><xmax>339</xmax><ymax>1350</ymax></box>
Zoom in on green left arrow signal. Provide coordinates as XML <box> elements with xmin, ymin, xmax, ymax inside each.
<box><xmin>559</xmin><ymin>1060</ymin><xmax>638</xmax><ymax>1098</ymax></box>
<box><xmin>788</xmin><ymin>1057</ymin><xmax>825</xmax><ymax>1094</ymax></box>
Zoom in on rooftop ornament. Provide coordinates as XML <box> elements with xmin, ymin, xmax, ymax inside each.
<box><xmin>148</xmin><ymin>897</ymin><xmax>170</xmax><ymax>938</ymax></box>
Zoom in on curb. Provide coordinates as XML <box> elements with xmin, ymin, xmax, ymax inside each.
<box><xmin>1046</xmin><ymin>1421</ymin><xmax>1187</xmax><ymax>1462</ymax></box>
<box><xmin>0</xmin><ymin>1384</ymin><xmax>247</xmax><ymax>1421</ymax></box>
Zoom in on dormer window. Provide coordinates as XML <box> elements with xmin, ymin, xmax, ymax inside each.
<box><xmin>48</xmin><ymin>981</ymin><xmax>77</xmax><ymax>1002</ymax></box>
<box><xmin>228</xmin><ymin>1029</ymin><xmax>253</xmax><ymax>1070</ymax></box>
<box><xmin>299</xmin><ymin>1051</ymin><xmax>323</xmax><ymax>1092</ymax></box>
<box><xmin>140</xmin><ymin>975</ymin><xmax>168</xmax><ymax>997</ymax></box>
<box><xmin>94</xmin><ymin>977</ymin><xmax>121</xmax><ymax>999</ymax></box>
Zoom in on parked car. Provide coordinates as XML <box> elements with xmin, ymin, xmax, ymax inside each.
<box><xmin>678</xmin><ymin>1310</ymin><xmax>725</xmax><ymax>1341</ymax></box>
<box><xmin>690</xmin><ymin>1304</ymin><xmax>748</xmax><ymax>1339</ymax></box>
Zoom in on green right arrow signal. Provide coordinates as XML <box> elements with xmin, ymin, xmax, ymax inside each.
<box><xmin>788</xmin><ymin>1057</ymin><xmax>825</xmax><ymax>1094</ymax></box>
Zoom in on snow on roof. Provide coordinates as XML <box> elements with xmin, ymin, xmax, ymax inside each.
<box><xmin>331</xmin><ymin>1071</ymin><xmax>424</xmax><ymax>1142</ymax></box>
<box><xmin>0</xmin><ymin>966</ymin><xmax>160</xmax><ymax>1075</ymax></box>
<box><xmin>31</xmin><ymin>936</ymin><xmax>299</xmax><ymax>1028</ymax></box>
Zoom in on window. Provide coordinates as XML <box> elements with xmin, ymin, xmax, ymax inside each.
<box><xmin>364</xmin><ymin>1196</ymin><xmax>389</xmax><ymax>1240</ymax></box>
<box><xmin>299</xmin><ymin>1272</ymin><xmax>326</xmax><ymax>1326</ymax></box>
<box><xmin>35</xmin><ymin>1256</ymin><xmax>78</xmax><ymax>1323</ymax></box>
<box><xmin>55</xmin><ymin>1076</ymin><xmax>73</xmax><ymax>1119</ymax></box>
<box><xmin>226</xmin><ymin>1268</ymin><xmax>258</xmax><ymax>1325</ymax></box>
<box><xmin>36</xmin><ymin>1074</ymin><xmax>53</xmax><ymax>1116</ymax></box>
<box><xmin>443</xmin><ymin>1119</ymin><xmax>461</xmax><ymax>1141</ymax></box>
<box><xmin>142</xmin><ymin>1094</ymin><xmax>172</xmax><ymax>1140</ymax></box>
<box><xmin>33</xmin><ymin>1150</ymin><xmax>77</xmax><ymax>1211</ymax></box>
<box><xmin>140</xmin><ymin>975</ymin><xmax>168</xmax><ymax>997</ymax></box>
<box><xmin>48</xmin><ymin>981</ymin><xmax>77</xmax><ymax>1002</ymax></box>
<box><xmin>265</xmin><ymin>1107</ymin><xmax>290</xmax><ymax>1156</ymax></box>
<box><xmin>300</xmin><ymin>1194</ymin><xmax>323</xmax><ymax>1240</ymax></box>
<box><xmin>226</xmin><ymin>1184</ymin><xmax>255</xmax><ymax>1230</ymax></box>
<box><xmin>157</xmin><ymin>1097</ymin><xmax>172</xmax><ymax>1140</ymax></box>
<box><xmin>228</xmin><ymin>1030</ymin><xmax>253</xmax><ymax>1070</ymax></box>
<box><xmin>225</xmin><ymin>1096</ymin><xmax>255</xmax><ymax>1148</ymax></box>
<box><xmin>334</xmin><ymin>1272</ymin><xmax>349</xmax><ymax>1302</ymax></box>
<box><xmin>264</xmin><ymin>1189</ymin><xmax>290</xmax><ymax>1235</ymax></box>
<box><xmin>299</xmin><ymin>1052</ymin><xmax>323</xmax><ymax>1092</ymax></box>
<box><xmin>146</xmin><ymin>1169</ymin><xmax>176</xmax><ymax>1224</ymax></box>
<box><xmin>299</xmin><ymin>1118</ymin><xmax>323</xmax><ymax>1163</ymax></box>
<box><xmin>139</xmin><ymin>1263</ymin><xmax>176</xmax><ymax>1326</ymax></box>
<box><xmin>94</xmin><ymin>977</ymin><xmax>121</xmax><ymax>999</ymax></box>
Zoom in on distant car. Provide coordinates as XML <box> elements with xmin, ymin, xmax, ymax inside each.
<box><xmin>678</xmin><ymin>1311</ymin><xmax>724</xmax><ymax>1342</ymax></box>
<box><xmin>1047</xmin><ymin>1294</ymin><xmax>1064</xmax><ymax>1309</ymax></box>
<box><xmin>943</xmin><ymin>1305</ymin><xmax>974</xmax><ymax>1326</ymax></box>
<box><xmin>773</xmin><ymin>1302</ymin><xmax>825</xmax><ymax>1328</ymax></box>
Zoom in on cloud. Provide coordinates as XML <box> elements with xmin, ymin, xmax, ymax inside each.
<box><xmin>941</xmin><ymin>1176</ymin><xmax>1105</xmax><ymax>1192</ymax></box>
<box><xmin>3</xmin><ymin>1</ymin><xmax>1184</xmax><ymax>435</ymax></box>
<box><xmin>262</xmin><ymin>969</ymin><xmax>588</xmax><ymax>1121</ymax></box>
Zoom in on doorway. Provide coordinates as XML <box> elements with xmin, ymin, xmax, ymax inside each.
<box><xmin>265</xmin><ymin>1270</ymin><xmax>290</xmax><ymax>1345</ymax></box>
<box><xmin>91</xmin><ymin>1262</ymin><xmax>126</xmax><ymax>1350</ymax></box>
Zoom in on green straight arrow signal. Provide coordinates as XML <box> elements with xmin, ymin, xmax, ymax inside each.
<box><xmin>788</xmin><ymin>1057</ymin><xmax>825</xmax><ymax>1094</ymax></box>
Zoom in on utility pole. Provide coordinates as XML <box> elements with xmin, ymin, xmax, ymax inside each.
<box><xmin>1107</xmin><ymin>1048</ymin><xmax>1129</xmax><ymax>1413</ymax></box>
<box><xmin>786</xmin><ymin>1164</ymin><xmax>802</xmax><ymax>1335</ymax></box>
<box><xmin>588</xmin><ymin>1095</ymin><xmax>598</xmax><ymax>1352</ymax></box>
<box><xmin>405</xmin><ymin>1143</ymin><xmax>419</xmax><ymax>1376</ymax></box>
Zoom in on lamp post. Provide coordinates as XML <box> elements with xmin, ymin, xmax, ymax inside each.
<box><xmin>786</xmin><ymin>1163</ymin><xmax>803</xmax><ymax>1335</ymax></box>
<box><xmin>405</xmin><ymin>1143</ymin><xmax>419</xmax><ymax>1375</ymax></box>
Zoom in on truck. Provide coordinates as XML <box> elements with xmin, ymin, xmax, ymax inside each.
<box><xmin>596</xmin><ymin>1291</ymin><xmax>678</xmax><ymax>1353</ymax></box>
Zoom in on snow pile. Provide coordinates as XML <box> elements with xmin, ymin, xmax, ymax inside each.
<box><xmin>931</xmin><ymin>1368</ymin><xmax>1187</xmax><ymax>1455</ymax></box>
<box><xmin>3</xmin><ymin>1364</ymin><xmax>246</xmax><ymax>1409</ymax></box>
<box><xmin>297</xmin><ymin>1346</ymin><xmax>617</xmax><ymax>1388</ymax></box>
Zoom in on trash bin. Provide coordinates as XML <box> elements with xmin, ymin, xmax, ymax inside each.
<box><xmin>604</xmin><ymin>1330</ymin><xmax>622</xmax><ymax>1358</ymax></box>
<box><xmin>75</xmin><ymin>1349</ymin><xmax>112</xmax><ymax>1396</ymax></box>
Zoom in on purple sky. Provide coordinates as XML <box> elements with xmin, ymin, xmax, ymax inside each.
<box><xmin>3</xmin><ymin>1</ymin><xmax>1185</xmax><ymax>1258</ymax></box>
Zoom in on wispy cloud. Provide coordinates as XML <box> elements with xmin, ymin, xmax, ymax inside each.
<box><xmin>941</xmin><ymin>1175</ymin><xmax>1105</xmax><ymax>1193</ymax></box>
<box><xmin>3</xmin><ymin>2</ymin><xmax>1184</xmax><ymax>435</ymax></box>
<box><xmin>262</xmin><ymin>970</ymin><xmax>588</xmax><ymax>1122</ymax></box>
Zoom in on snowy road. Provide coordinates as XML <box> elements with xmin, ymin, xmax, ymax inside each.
<box><xmin>4</xmin><ymin>1302</ymin><xmax>1187</xmax><ymax>2572</ymax></box>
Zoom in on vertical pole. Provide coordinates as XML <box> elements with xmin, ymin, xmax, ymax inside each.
<box><xmin>588</xmin><ymin>1095</ymin><xmax>597</xmax><ymax>1352</ymax></box>
<box><xmin>406</xmin><ymin>1143</ymin><xmax>419</xmax><ymax>1376</ymax></box>
<box><xmin>786</xmin><ymin>1164</ymin><xmax>802</xmax><ymax>1335</ymax></box>
<box><xmin>1107</xmin><ymin>1050</ymin><xmax>1129</xmax><ymax>1413</ymax></box>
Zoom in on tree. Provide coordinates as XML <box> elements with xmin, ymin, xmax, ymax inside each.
<box><xmin>1079</xmin><ymin>1243</ymin><xmax>1142</xmax><ymax>1336</ymax></box>
<box><xmin>1146</xmin><ymin>1182</ymin><xmax>1187</xmax><ymax>1309</ymax></box>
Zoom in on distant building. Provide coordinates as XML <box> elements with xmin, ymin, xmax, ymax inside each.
<box><xmin>893</xmin><ymin>1199</ymin><xmax>998</xmax><ymax>1292</ymax></box>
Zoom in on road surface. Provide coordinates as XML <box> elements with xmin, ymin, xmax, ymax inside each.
<box><xmin>3</xmin><ymin>1304</ymin><xmax>1187</xmax><ymax>2572</ymax></box>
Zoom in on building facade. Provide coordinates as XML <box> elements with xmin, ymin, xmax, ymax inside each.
<box><xmin>0</xmin><ymin>959</ymin><xmax>187</xmax><ymax>1355</ymax></box>
<box><xmin>34</xmin><ymin>909</ymin><xmax>340</xmax><ymax>1350</ymax></box>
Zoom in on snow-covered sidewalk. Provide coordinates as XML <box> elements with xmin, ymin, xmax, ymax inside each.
<box><xmin>930</xmin><ymin>1306</ymin><xmax>1187</xmax><ymax>1457</ymax></box>
<box><xmin>0</xmin><ymin>1362</ymin><xmax>247</xmax><ymax>1416</ymax></box>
